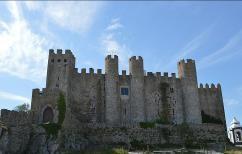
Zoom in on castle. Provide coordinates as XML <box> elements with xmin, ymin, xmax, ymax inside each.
<box><xmin>31</xmin><ymin>49</ymin><xmax>225</xmax><ymax>126</ymax></box>
<box><xmin>0</xmin><ymin>49</ymin><xmax>227</xmax><ymax>153</ymax></box>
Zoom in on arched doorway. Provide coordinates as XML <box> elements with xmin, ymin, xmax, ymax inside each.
<box><xmin>43</xmin><ymin>106</ymin><xmax>54</xmax><ymax>123</ymax></box>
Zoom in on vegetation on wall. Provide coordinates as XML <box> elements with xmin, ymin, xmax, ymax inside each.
<box><xmin>41</xmin><ymin>93</ymin><xmax>66</xmax><ymax>137</ymax></box>
<box><xmin>57</xmin><ymin>93</ymin><xmax>66</xmax><ymax>125</ymax></box>
<box><xmin>201</xmin><ymin>110</ymin><xmax>223</xmax><ymax>124</ymax></box>
<box><xmin>139</xmin><ymin>121</ymin><xmax>155</xmax><ymax>129</ymax></box>
<box><xmin>158</xmin><ymin>82</ymin><xmax>170</xmax><ymax>124</ymax></box>
<box><xmin>14</xmin><ymin>103</ymin><xmax>30</xmax><ymax>112</ymax></box>
<box><xmin>130</xmin><ymin>139</ymin><xmax>145</xmax><ymax>149</ymax></box>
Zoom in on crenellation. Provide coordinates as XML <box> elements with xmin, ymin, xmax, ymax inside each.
<box><xmin>205</xmin><ymin>83</ymin><xmax>209</xmax><ymax>89</ymax></box>
<box><xmin>164</xmin><ymin>72</ymin><xmax>168</xmax><ymax>77</ymax></box>
<box><xmin>89</xmin><ymin>68</ymin><xmax>94</xmax><ymax>74</ymax></box>
<box><xmin>155</xmin><ymin>72</ymin><xmax>161</xmax><ymax>76</ymax></box>
<box><xmin>171</xmin><ymin>73</ymin><xmax>176</xmax><ymax>78</ymax></box>
<box><xmin>147</xmin><ymin>72</ymin><xmax>154</xmax><ymax>76</ymax></box>
<box><xmin>49</xmin><ymin>49</ymin><xmax>54</xmax><ymax>54</ymax></box>
<box><xmin>0</xmin><ymin>49</ymin><xmax>226</xmax><ymax>153</ymax></box>
<box><xmin>200</xmin><ymin>83</ymin><xmax>203</xmax><ymax>88</ymax></box>
<box><xmin>97</xmin><ymin>69</ymin><xmax>102</xmax><ymax>74</ymax></box>
<box><xmin>122</xmin><ymin>70</ymin><xmax>126</xmax><ymax>76</ymax></box>
<box><xmin>81</xmin><ymin>68</ymin><xmax>86</xmax><ymax>74</ymax></box>
<box><xmin>57</xmin><ymin>49</ymin><xmax>63</xmax><ymax>54</ymax></box>
<box><xmin>211</xmin><ymin>83</ymin><xmax>215</xmax><ymax>89</ymax></box>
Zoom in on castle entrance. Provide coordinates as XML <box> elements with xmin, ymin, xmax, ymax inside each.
<box><xmin>43</xmin><ymin>107</ymin><xmax>54</xmax><ymax>123</ymax></box>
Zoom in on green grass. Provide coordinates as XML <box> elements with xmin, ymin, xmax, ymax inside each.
<box><xmin>63</xmin><ymin>148</ymin><xmax>128</xmax><ymax>154</ymax></box>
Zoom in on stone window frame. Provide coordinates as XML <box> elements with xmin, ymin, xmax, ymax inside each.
<box><xmin>40</xmin><ymin>104</ymin><xmax>58</xmax><ymax>124</ymax></box>
<box><xmin>120</xmin><ymin>86</ymin><xmax>129</xmax><ymax>99</ymax></box>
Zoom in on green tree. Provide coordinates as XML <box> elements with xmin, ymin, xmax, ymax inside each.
<box><xmin>14</xmin><ymin>103</ymin><xmax>30</xmax><ymax>112</ymax></box>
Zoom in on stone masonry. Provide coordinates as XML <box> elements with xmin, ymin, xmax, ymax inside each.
<box><xmin>0</xmin><ymin>49</ymin><xmax>227</xmax><ymax>153</ymax></box>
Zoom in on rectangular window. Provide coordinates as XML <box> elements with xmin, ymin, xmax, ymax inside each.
<box><xmin>121</xmin><ymin>87</ymin><xmax>129</xmax><ymax>96</ymax></box>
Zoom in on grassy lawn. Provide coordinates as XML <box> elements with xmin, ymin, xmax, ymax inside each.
<box><xmin>225</xmin><ymin>147</ymin><xmax>242</xmax><ymax>154</ymax></box>
<box><xmin>63</xmin><ymin>148</ymin><xmax>128</xmax><ymax>154</ymax></box>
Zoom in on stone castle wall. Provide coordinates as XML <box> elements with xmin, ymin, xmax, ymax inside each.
<box><xmin>30</xmin><ymin>49</ymin><xmax>225</xmax><ymax>127</ymax></box>
<box><xmin>198</xmin><ymin>83</ymin><xmax>226</xmax><ymax>124</ymax></box>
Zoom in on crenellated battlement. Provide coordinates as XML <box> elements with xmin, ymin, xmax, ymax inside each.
<box><xmin>32</xmin><ymin>88</ymin><xmax>60</xmax><ymax>97</ymax></box>
<box><xmin>129</xmin><ymin>56</ymin><xmax>143</xmax><ymax>61</ymax></box>
<box><xmin>198</xmin><ymin>83</ymin><xmax>221</xmax><ymax>93</ymax></box>
<box><xmin>145</xmin><ymin>71</ymin><xmax>177</xmax><ymax>79</ymax></box>
<box><xmin>0</xmin><ymin>109</ymin><xmax>35</xmax><ymax>126</ymax></box>
<box><xmin>49</xmin><ymin>49</ymin><xmax>73</xmax><ymax>55</ymax></box>
<box><xmin>199</xmin><ymin>83</ymin><xmax>222</xmax><ymax>91</ymax></box>
<box><xmin>105</xmin><ymin>55</ymin><xmax>118</xmax><ymax>60</ymax></box>
<box><xmin>178</xmin><ymin>59</ymin><xmax>195</xmax><ymax>64</ymax></box>
<box><xmin>73</xmin><ymin>67</ymin><xmax>104</xmax><ymax>78</ymax></box>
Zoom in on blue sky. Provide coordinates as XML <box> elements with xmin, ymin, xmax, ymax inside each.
<box><xmin>0</xmin><ymin>1</ymin><xmax>242</xmax><ymax>127</ymax></box>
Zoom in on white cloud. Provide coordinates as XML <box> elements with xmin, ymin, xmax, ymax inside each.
<box><xmin>0</xmin><ymin>90</ymin><xmax>30</xmax><ymax>104</ymax></box>
<box><xmin>224</xmin><ymin>98</ymin><xmax>240</xmax><ymax>106</ymax></box>
<box><xmin>101</xmin><ymin>31</ymin><xmax>132</xmax><ymax>71</ymax></box>
<box><xmin>198</xmin><ymin>30</ymin><xmax>242</xmax><ymax>69</ymax></box>
<box><xmin>163</xmin><ymin>25</ymin><xmax>214</xmax><ymax>70</ymax></box>
<box><xmin>24</xmin><ymin>1</ymin><xmax>103</xmax><ymax>33</ymax></box>
<box><xmin>0</xmin><ymin>2</ymin><xmax>50</xmax><ymax>83</ymax></box>
<box><xmin>106</xmin><ymin>18</ymin><xmax>123</xmax><ymax>31</ymax></box>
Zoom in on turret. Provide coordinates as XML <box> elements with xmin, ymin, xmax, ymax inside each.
<box><xmin>178</xmin><ymin>59</ymin><xmax>202</xmax><ymax>124</ymax></box>
<box><xmin>129</xmin><ymin>56</ymin><xmax>145</xmax><ymax>122</ymax></box>
<box><xmin>46</xmin><ymin>49</ymin><xmax>75</xmax><ymax>92</ymax></box>
<box><xmin>105</xmin><ymin>55</ymin><xmax>120</xmax><ymax>125</ymax></box>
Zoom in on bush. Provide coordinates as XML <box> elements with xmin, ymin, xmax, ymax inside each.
<box><xmin>40</xmin><ymin>123</ymin><xmax>61</xmax><ymax>137</ymax></box>
<box><xmin>41</xmin><ymin>93</ymin><xmax>66</xmax><ymax>138</ymax></box>
<box><xmin>139</xmin><ymin>122</ymin><xmax>155</xmax><ymax>129</ymax></box>
<box><xmin>130</xmin><ymin>139</ymin><xmax>145</xmax><ymax>149</ymax></box>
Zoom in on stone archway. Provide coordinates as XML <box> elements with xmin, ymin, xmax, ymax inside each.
<box><xmin>42</xmin><ymin>106</ymin><xmax>54</xmax><ymax>123</ymax></box>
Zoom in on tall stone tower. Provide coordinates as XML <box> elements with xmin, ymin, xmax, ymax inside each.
<box><xmin>178</xmin><ymin>59</ymin><xmax>202</xmax><ymax>124</ymax></box>
<box><xmin>129</xmin><ymin>56</ymin><xmax>145</xmax><ymax>123</ymax></box>
<box><xmin>46</xmin><ymin>49</ymin><xmax>75</xmax><ymax>93</ymax></box>
<box><xmin>105</xmin><ymin>55</ymin><xmax>120</xmax><ymax>125</ymax></box>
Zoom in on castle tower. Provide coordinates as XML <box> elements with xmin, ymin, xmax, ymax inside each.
<box><xmin>105</xmin><ymin>55</ymin><xmax>120</xmax><ymax>125</ymax></box>
<box><xmin>46</xmin><ymin>49</ymin><xmax>75</xmax><ymax>93</ymax></box>
<box><xmin>129</xmin><ymin>56</ymin><xmax>145</xmax><ymax>123</ymax></box>
<box><xmin>178</xmin><ymin>59</ymin><xmax>202</xmax><ymax>124</ymax></box>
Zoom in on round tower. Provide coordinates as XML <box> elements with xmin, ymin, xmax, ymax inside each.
<box><xmin>105</xmin><ymin>55</ymin><xmax>120</xmax><ymax>125</ymax></box>
<box><xmin>178</xmin><ymin>59</ymin><xmax>202</xmax><ymax>124</ymax></box>
<box><xmin>129</xmin><ymin>56</ymin><xmax>145</xmax><ymax>123</ymax></box>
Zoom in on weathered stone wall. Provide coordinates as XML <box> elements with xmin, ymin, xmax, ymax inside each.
<box><xmin>0</xmin><ymin>109</ymin><xmax>35</xmax><ymax>126</ymax></box>
<box><xmin>46</xmin><ymin>49</ymin><xmax>75</xmax><ymax>92</ymax></box>
<box><xmin>67</xmin><ymin>68</ymin><xmax>105</xmax><ymax>126</ymax></box>
<box><xmin>31</xmin><ymin>88</ymin><xmax>60</xmax><ymax>124</ymax></box>
<box><xmin>119</xmin><ymin>73</ymin><xmax>131</xmax><ymax>125</ymax></box>
<box><xmin>129</xmin><ymin>56</ymin><xmax>145</xmax><ymax>123</ymax></box>
<box><xmin>178</xmin><ymin>59</ymin><xmax>202</xmax><ymax>124</ymax></box>
<box><xmin>144</xmin><ymin>73</ymin><xmax>184</xmax><ymax>124</ymax></box>
<box><xmin>198</xmin><ymin>84</ymin><xmax>226</xmax><ymax>124</ymax></box>
<box><xmin>105</xmin><ymin>55</ymin><xmax>120</xmax><ymax>125</ymax></box>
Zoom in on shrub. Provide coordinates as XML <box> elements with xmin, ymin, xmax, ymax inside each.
<box><xmin>139</xmin><ymin>122</ymin><xmax>155</xmax><ymax>129</ymax></box>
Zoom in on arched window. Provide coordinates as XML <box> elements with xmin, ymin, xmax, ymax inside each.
<box><xmin>236</xmin><ymin>131</ymin><xmax>241</xmax><ymax>142</ymax></box>
<box><xmin>43</xmin><ymin>107</ymin><xmax>54</xmax><ymax>123</ymax></box>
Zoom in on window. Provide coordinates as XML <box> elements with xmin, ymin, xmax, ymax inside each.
<box><xmin>58</xmin><ymin>59</ymin><xmax>61</xmax><ymax>62</ymax></box>
<box><xmin>64</xmin><ymin>59</ymin><xmax>67</xmax><ymax>62</ymax></box>
<box><xmin>121</xmin><ymin>87</ymin><xmax>129</xmax><ymax>96</ymax></box>
<box><xmin>170</xmin><ymin>88</ymin><xmax>174</xmax><ymax>93</ymax></box>
<box><xmin>236</xmin><ymin>132</ymin><xmax>241</xmax><ymax>142</ymax></box>
<box><xmin>51</xmin><ymin>59</ymin><xmax>54</xmax><ymax>63</ymax></box>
